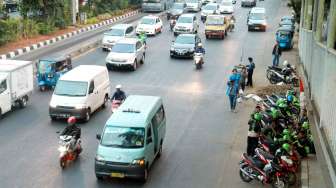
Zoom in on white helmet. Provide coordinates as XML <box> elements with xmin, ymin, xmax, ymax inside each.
<box><xmin>198</xmin><ymin>43</ymin><xmax>202</xmax><ymax>47</ymax></box>
<box><xmin>283</xmin><ymin>60</ymin><xmax>288</xmax><ymax>67</ymax></box>
<box><xmin>116</xmin><ymin>84</ymin><xmax>122</xmax><ymax>89</ymax></box>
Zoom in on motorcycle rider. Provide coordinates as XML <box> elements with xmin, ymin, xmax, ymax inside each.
<box><xmin>247</xmin><ymin>107</ymin><xmax>262</xmax><ymax>156</ymax></box>
<box><xmin>138</xmin><ymin>31</ymin><xmax>147</xmax><ymax>46</ymax></box>
<box><xmin>61</xmin><ymin>116</ymin><xmax>81</xmax><ymax>151</ymax></box>
<box><xmin>111</xmin><ymin>84</ymin><xmax>126</xmax><ymax>101</ymax></box>
<box><xmin>229</xmin><ymin>15</ymin><xmax>235</xmax><ymax>31</ymax></box>
<box><xmin>195</xmin><ymin>43</ymin><xmax>205</xmax><ymax>64</ymax></box>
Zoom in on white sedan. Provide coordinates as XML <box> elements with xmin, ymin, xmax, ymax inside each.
<box><xmin>136</xmin><ymin>15</ymin><xmax>163</xmax><ymax>36</ymax></box>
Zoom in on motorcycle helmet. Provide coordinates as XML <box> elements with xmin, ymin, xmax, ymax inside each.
<box><xmin>282</xmin><ymin>143</ymin><xmax>291</xmax><ymax>153</ymax></box>
<box><xmin>67</xmin><ymin>116</ymin><xmax>76</xmax><ymax>125</ymax></box>
<box><xmin>277</xmin><ymin>99</ymin><xmax>288</xmax><ymax>108</ymax></box>
<box><xmin>302</xmin><ymin>121</ymin><xmax>309</xmax><ymax>130</ymax></box>
<box><xmin>283</xmin><ymin>134</ymin><xmax>291</xmax><ymax>141</ymax></box>
<box><xmin>198</xmin><ymin>43</ymin><xmax>202</xmax><ymax>47</ymax></box>
<box><xmin>270</xmin><ymin>107</ymin><xmax>279</xmax><ymax>119</ymax></box>
<box><xmin>287</xmin><ymin>95</ymin><xmax>294</xmax><ymax>103</ymax></box>
<box><xmin>253</xmin><ymin>113</ymin><xmax>262</xmax><ymax>121</ymax></box>
<box><xmin>283</xmin><ymin>60</ymin><xmax>289</xmax><ymax>67</ymax></box>
<box><xmin>283</xmin><ymin>129</ymin><xmax>290</xmax><ymax>135</ymax></box>
<box><xmin>116</xmin><ymin>84</ymin><xmax>122</xmax><ymax>89</ymax></box>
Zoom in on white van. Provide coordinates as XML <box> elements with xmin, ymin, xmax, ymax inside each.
<box><xmin>49</xmin><ymin>65</ymin><xmax>111</xmax><ymax>122</ymax></box>
<box><xmin>247</xmin><ymin>7</ymin><xmax>267</xmax><ymax>31</ymax></box>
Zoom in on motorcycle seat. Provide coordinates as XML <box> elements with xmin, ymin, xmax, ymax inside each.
<box><xmin>256</xmin><ymin>148</ymin><xmax>275</xmax><ymax>160</ymax></box>
<box><xmin>243</xmin><ymin>153</ymin><xmax>265</xmax><ymax>169</ymax></box>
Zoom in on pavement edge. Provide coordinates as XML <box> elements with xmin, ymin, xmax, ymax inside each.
<box><xmin>0</xmin><ymin>9</ymin><xmax>140</xmax><ymax>60</ymax></box>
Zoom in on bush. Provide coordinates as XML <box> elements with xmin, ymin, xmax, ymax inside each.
<box><xmin>86</xmin><ymin>17</ymin><xmax>99</xmax><ymax>25</ymax></box>
<box><xmin>37</xmin><ymin>21</ymin><xmax>55</xmax><ymax>35</ymax></box>
<box><xmin>0</xmin><ymin>18</ymin><xmax>20</xmax><ymax>45</ymax></box>
<box><xmin>97</xmin><ymin>13</ymin><xmax>112</xmax><ymax>20</ymax></box>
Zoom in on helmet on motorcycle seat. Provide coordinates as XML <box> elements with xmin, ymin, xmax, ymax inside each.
<box><xmin>283</xmin><ymin>60</ymin><xmax>288</xmax><ymax>67</ymax></box>
<box><xmin>116</xmin><ymin>84</ymin><xmax>122</xmax><ymax>89</ymax></box>
<box><xmin>282</xmin><ymin>143</ymin><xmax>291</xmax><ymax>153</ymax></box>
<box><xmin>282</xmin><ymin>129</ymin><xmax>290</xmax><ymax>135</ymax></box>
<box><xmin>197</xmin><ymin>43</ymin><xmax>202</xmax><ymax>47</ymax></box>
<box><xmin>283</xmin><ymin>134</ymin><xmax>291</xmax><ymax>141</ymax></box>
<box><xmin>253</xmin><ymin>113</ymin><xmax>262</xmax><ymax>121</ymax></box>
<box><xmin>67</xmin><ymin>116</ymin><xmax>76</xmax><ymax>125</ymax></box>
<box><xmin>287</xmin><ymin>95</ymin><xmax>294</xmax><ymax>102</ymax></box>
<box><xmin>270</xmin><ymin>107</ymin><xmax>279</xmax><ymax>119</ymax></box>
<box><xmin>277</xmin><ymin>99</ymin><xmax>287</xmax><ymax>108</ymax></box>
<box><xmin>302</xmin><ymin>121</ymin><xmax>309</xmax><ymax>130</ymax></box>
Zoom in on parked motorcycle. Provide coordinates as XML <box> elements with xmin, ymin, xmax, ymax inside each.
<box><xmin>111</xmin><ymin>99</ymin><xmax>122</xmax><ymax>113</ymax></box>
<box><xmin>58</xmin><ymin>135</ymin><xmax>82</xmax><ymax>169</ymax></box>
<box><xmin>194</xmin><ymin>53</ymin><xmax>204</xmax><ymax>70</ymax></box>
<box><xmin>239</xmin><ymin>153</ymin><xmax>289</xmax><ymax>188</ymax></box>
<box><xmin>267</xmin><ymin>69</ymin><xmax>299</xmax><ymax>86</ymax></box>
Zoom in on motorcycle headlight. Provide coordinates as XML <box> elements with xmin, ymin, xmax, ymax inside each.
<box><xmin>170</xmin><ymin>46</ymin><xmax>175</xmax><ymax>51</ymax></box>
<box><xmin>132</xmin><ymin>158</ymin><xmax>145</xmax><ymax>166</ymax></box>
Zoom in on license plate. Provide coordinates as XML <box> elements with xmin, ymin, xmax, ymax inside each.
<box><xmin>111</xmin><ymin>172</ymin><xmax>125</xmax><ymax>178</ymax></box>
<box><xmin>255</xmin><ymin>27</ymin><xmax>260</xmax><ymax>29</ymax></box>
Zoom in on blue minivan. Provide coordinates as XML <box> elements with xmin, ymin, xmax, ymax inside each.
<box><xmin>95</xmin><ymin>95</ymin><xmax>166</xmax><ymax>181</ymax></box>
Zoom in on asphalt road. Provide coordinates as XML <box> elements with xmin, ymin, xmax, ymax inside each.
<box><xmin>0</xmin><ymin>1</ymin><xmax>293</xmax><ymax>188</ymax></box>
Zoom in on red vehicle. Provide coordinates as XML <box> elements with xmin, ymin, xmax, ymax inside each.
<box><xmin>58</xmin><ymin>135</ymin><xmax>82</xmax><ymax>169</ymax></box>
<box><xmin>111</xmin><ymin>100</ymin><xmax>122</xmax><ymax>113</ymax></box>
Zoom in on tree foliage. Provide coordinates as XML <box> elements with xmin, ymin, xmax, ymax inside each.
<box><xmin>288</xmin><ymin>0</ymin><xmax>301</xmax><ymax>23</ymax></box>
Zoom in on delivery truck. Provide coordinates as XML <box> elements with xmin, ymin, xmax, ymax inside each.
<box><xmin>0</xmin><ymin>60</ymin><xmax>34</xmax><ymax>118</ymax></box>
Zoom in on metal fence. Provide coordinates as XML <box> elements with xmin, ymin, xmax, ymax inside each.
<box><xmin>299</xmin><ymin>28</ymin><xmax>336</xmax><ymax>184</ymax></box>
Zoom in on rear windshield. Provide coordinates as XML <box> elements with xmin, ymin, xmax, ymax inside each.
<box><xmin>105</xmin><ymin>29</ymin><xmax>124</xmax><ymax>36</ymax></box>
<box><xmin>111</xmin><ymin>43</ymin><xmax>135</xmax><ymax>53</ymax></box>
<box><xmin>250</xmin><ymin>13</ymin><xmax>265</xmax><ymax>20</ymax></box>
<box><xmin>204</xmin><ymin>4</ymin><xmax>217</xmax><ymax>10</ymax></box>
<box><xmin>177</xmin><ymin>16</ymin><xmax>193</xmax><ymax>23</ymax></box>
<box><xmin>206</xmin><ymin>17</ymin><xmax>224</xmax><ymax>25</ymax></box>
<box><xmin>140</xmin><ymin>18</ymin><xmax>156</xmax><ymax>25</ymax></box>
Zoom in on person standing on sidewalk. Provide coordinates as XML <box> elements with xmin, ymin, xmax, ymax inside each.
<box><xmin>272</xmin><ymin>41</ymin><xmax>282</xmax><ymax>67</ymax></box>
<box><xmin>226</xmin><ymin>69</ymin><xmax>240</xmax><ymax>112</ymax></box>
<box><xmin>246</xmin><ymin>57</ymin><xmax>255</xmax><ymax>87</ymax></box>
<box><xmin>240</xmin><ymin>66</ymin><xmax>247</xmax><ymax>91</ymax></box>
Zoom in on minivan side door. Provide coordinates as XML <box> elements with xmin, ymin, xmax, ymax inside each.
<box><xmin>87</xmin><ymin>80</ymin><xmax>99</xmax><ymax>112</ymax></box>
<box><xmin>0</xmin><ymin>77</ymin><xmax>11</xmax><ymax>114</ymax></box>
<box><xmin>146</xmin><ymin>123</ymin><xmax>155</xmax><ymax>165</ymax></box>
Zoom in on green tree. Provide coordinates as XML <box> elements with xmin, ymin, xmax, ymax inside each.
<box><xmin>288</xmin><ymin>0</ymin><xmax>301</xmax><ymax>23</ymax></box>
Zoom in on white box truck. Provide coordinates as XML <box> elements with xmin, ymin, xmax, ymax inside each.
<box><xmin>0</xmin><ymin>60</ymin><xmax>34</xmax><ymax>118</ymax></box>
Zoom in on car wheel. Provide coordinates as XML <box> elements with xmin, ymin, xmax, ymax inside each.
<box><xmin>102</xmin><ymin>95</ymin><xmax>108</xmax><ymax>108</ymax></box>
<box><xmin>84</xmin><ymin>108</ymin><xmax>91</xmax><ymax>122</ymax></box>
<box><xmin>96</xmin><ymin>174</ymin><xmax>104</xmax><ymax>180</ymax></box>
<box><xmin>157</xmin><ymin>143</ymin><xmax>163</xmax><ymax>158</ymax></box>
<box><xmin>39</xmin><ymin>85</ymin><xmax>46</xmax><ymax>92</ymax></box>
<box><xmin>106</xmin><ymin>64</ymin><xmax>112</xmax><ymax>71</ymax></box>
<box><xmin>141</xmin><ymin>166</ymin><xmax>149</xmax><ymax>182</ymax></box>
<box><xmin>132</xmin><ymin>60</ymin><xmax>138</xmax><ymax>71</ymax></box>
<box><xmin>141</xmin><ymin>54</ymin><xmax>145</xmax><ymax>64</ymax></box>
<box><xmin>206</xmin><ymin>35</ymin><xmax>209</xmax><ymax>39</ymax></box>
<box><xmin>50</xmin><ymin>116</ymin><xmax>57</xmax><ymax>121</ymax></box>
<box><xmin>0</xmin><ymin>108</ymin><xmax>2</xmax><ymax>120</ymax></box>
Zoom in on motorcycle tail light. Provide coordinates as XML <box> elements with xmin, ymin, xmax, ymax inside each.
<box><xmin>276</xmin><ymin>172</ymin><xmax>281</xmax><ymax>177</ymax></box>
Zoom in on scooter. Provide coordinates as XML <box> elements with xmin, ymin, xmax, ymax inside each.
<box><xmin>111</xmin><ymin>99</ymin><xmax>122</xmax><ymax>113</ymax></box>
<box><xmin>58</xmin><ymin>135</ymin><xmax>82</xmax><ymax>169</ymax></box>
<box><xmin>194</xmin><ymin>53</ymin><xmax>204</xmax><ymax>70</ymax></box>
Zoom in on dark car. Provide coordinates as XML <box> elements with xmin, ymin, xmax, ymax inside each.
<box><xmin>170</xmin><ymin>34</ymin><xmax>201</xmax><ymax>58</ymax></box>
<box><xmin>167</xmin><ymin>2</ymin><xmax>186</xmax><ymax>20</ymax></box>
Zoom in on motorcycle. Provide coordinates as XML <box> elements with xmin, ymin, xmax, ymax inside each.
<box><xmin>239</xmin><ymin>153</ymin><xmax>289</xmax><ymax>188</ymax></box>
<box><xmin>58</xmin><ymin>135</ymin><xmax>82</xmax><ymax>169</ymax></box>
<box><xmin>111</xmin><ymin>99</ymin><xmax>122</xmax><ymax>113</ymax></box>
<box><xmin>170</xmin><ymin>19</ymin><xmax>176</xmax><ymax>31</ymax></box>
<box><xmin>229</xmin><ymin>20</ymin><xmax>235</xmax><ymax>32</ymax></box>
<box><xmin>267</xmin><ymin>69</ymin><xmax>299</xmax><ymax>86</ymax></box>
<box><xmin>255</xmin><ymin>148</ymin><xmax>297</xmax><ymax>186</ymax></box>
<box><xmin>194</xmin><ymin>52</ymin><xmax>204</xmax><ymax>70</ymax></box>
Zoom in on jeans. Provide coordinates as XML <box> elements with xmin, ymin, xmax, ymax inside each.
<box><xmin>229</xmin><ymin>94</ymin><xmax>237</xmax><ymax>110</ymax></box>
<box><xmin>272</xmin><ymin>55</ymin><xmax>280</xmax><ymax>67</ymax></box>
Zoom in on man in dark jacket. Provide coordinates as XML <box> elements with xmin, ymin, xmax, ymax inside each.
<box><xmin>61</xmin><ymin>117</ymin><xmax>81</xmax><ymax>151</ymax></box>
<box><xmin>246</xmin><ymin>57</ymin><xmax>255</xmax><ymax>87</ymax></box>
<box><xmin>112</xmin><ymin>85</ymin><xmax>126</xmax><ymax>101</ymax></box>
<box><xmin>272</xmin><ymin>41</ymin><xmax>282</xmax><ymax>67</ymax></box>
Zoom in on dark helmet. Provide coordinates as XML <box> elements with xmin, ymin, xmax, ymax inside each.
<box><xmin>248</xmin><ymin>57</ymin><xmax>253</xmax><ymax>62</ymax></box>
<box><xmin>67</xmin><ymin>116</ymin><xmax>76</xmax><ymax>125</ymax></box>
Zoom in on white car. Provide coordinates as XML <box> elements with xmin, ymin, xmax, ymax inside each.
<box><xmin>105</xmin><ymin>38</ymin><xmax>146</xmax><ymax>71</ymax></box>
<box><xmin>102</xmin><ymin>24</ymin><xmax>135</xmax><ymax>51</ymax></box>
<box><xmin>185</xmin><ymin>0</ymin><xmax>202</xmax><ymax>12</ymax></box>
<box><xmin>173</xmin><ymin>14</ymin><xmax>198</xmax><ymax>36</ymax></box>
<box><xmin>219</xmin><ymin>1</ymin><xmax>234</xmax><ymax>14</ymax></box>
<box><xmin>201</xmin><ymin>3</ymin><xmax>219</xmax><ymax>21</ymax></box>
<box><xmin>136</xmin><ymin>15</ymin><xmax>163</xmax><ymax>36</ymax></box>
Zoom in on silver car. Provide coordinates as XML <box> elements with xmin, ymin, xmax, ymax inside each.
<box><xmin>105</xmin><ymin>38</ymin><xmax>146</xmax><ymax>71</ymax></box>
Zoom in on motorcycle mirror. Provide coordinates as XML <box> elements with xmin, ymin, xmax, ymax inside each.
<box><xmin>96</xmin><ymin>134</ymin><xmax>101</xmax><ymax>140</ymax></box>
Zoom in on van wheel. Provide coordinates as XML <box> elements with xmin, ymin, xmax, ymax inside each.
<box><xmin>39</xmin><ymin>85</ymin><xmax>46</xmax><ymax>92</ymax></box>
<box><xmin>141</xmin><ymin>54</ymin><xmax>145</xmax><ymax>64</ymax></box>
<box><xmin>19</xmin><ymin>96</ymin><xmax>28</xmax><ymax>108</ymax></box>
<box><xmin>141</xmin><ymin>167</ymin><xmax>149</xmax><ymax>182</ymax></box>
<box><xmin>96</xmin><ymin>174</ymin><xmax>104</xmax><ymax>180</ymax></box>
<box><xmin>157</xmin><ymin>144</ymin><xmax>163</xmax><ymax>158</ymax></box>
<box><xmin>84</xmin><ymin>109</ymin><xmax>91</xmax><ymax>122</ymax></box>
<box><xmin>102</xmin><ymin>95</ymin><xmax>108</xmax><ymax>108</ymax></box>
<box><xmin>0</xmin><ymin>109</ymin><xmax>2</xmax><ymax>119</ymax></box>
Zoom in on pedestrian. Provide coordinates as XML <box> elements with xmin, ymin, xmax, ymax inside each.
<box><xmin>246</xmin><ymin>57</ymin><xmax>255</xmax><ymax>87</ymax></box>
<box><xmin>272</xmin><ymin>41</ymin><xmax>282</xmax><ymax>67</ymax></box>
<box><xmin>247</xmin><ymin>106</ymin><xmax>262</xmax><ymax>156</ymax></box>
<box><xmin>226</xmin><ymin>68</ymin><xmax>240</xmax><ymax>112</ymax></box>
<box><xmin>240</xmin><ymin>66</ymin><xmax>247</xmax><ymax>91</ymax></box>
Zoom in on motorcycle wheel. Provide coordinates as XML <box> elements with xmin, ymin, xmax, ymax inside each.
<box><xmin>269</xmin><ymin>74</ymin><xmax>279</xmax><ymax>84</ymax></box>
<box><xmin>287</xmin><ymin>172</ymin><xmax>297</xmax><ymax>186</ymax></box>
<box><xmin>60</xmin><ymin>158</ymin><xmax>66</xmax><ymax>169</ymax></box>
<box><xmin>272</xmin><ymin>177</ymin><xmax>288</xmax><ymax>188</ymax></box>
<box><xmin>239</xmin><ymin>166</ymin><xmax>253</xmax><ymax>183</ymax></box>
<box><xmin>266</xmin><ymin>70</ymin><xmax>272</xmax><ymax>79</ymax></box>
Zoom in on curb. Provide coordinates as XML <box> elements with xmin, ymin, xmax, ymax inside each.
<box><xmin>301</xmin><ymin>159</ymin><xmax>309</xmax><ymax>188</ymax></box>
<box><xmin>0</xmin><ymin>10</ymin><xmax>140</xmax><ymax>60</ymax></box>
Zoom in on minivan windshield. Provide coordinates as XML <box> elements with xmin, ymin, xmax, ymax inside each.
<box><xmin>177</xmin><ymin>16</ymin><xmax>193</xmax><ymax>23</ymax></box>
<box><xmin>101</xmin><ymin>126</ymin><xmax>145</xmax><ymax>148</ymax></box>
<box><xmin>172</xmin><ymin>3</ymin><xmax>184</xmax><ymax>9</ymax></box>
<box><xmin>54</xmin><ymin>80</ymin><xmax>88</xmax><ymax>97</ymax></box>
<box><xmin>105</xmin><ymin>29</ymin><xmax>124</xmax><ymax>36</ymax></box>
<box><xmin>250</xmin><ymin>13</ymin><xmax>265</xmax><ymax>20</ymax></box>
<box><xmin>111</xmin><ymin>43</ymin><xmax>135</xmax><ymax>53</ymax></box>
<box><xmin>186</xmin><ymin>0</ymin><xmax>198</xmax><ymax>3</ymax></box>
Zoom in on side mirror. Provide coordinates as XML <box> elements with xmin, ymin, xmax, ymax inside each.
<box><xmin>96</xmin><ymin>134</ymin><xmax>101</xmax><ymax>140</ymax></box>
<box><xmin>146</xmin><ymin>137</ymin><xmax>153</xmax><ymax>144</ymax></box>
<box><xmin>56</xmin><ymin>131</ymin><xmax>60</xmax><ymax>134</ymax></box>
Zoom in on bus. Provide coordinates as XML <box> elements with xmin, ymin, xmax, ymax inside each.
<box><xmin>142</xmin><ymin>0</ymin><xmax>174</xmax><ymax>12</ymax></box>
